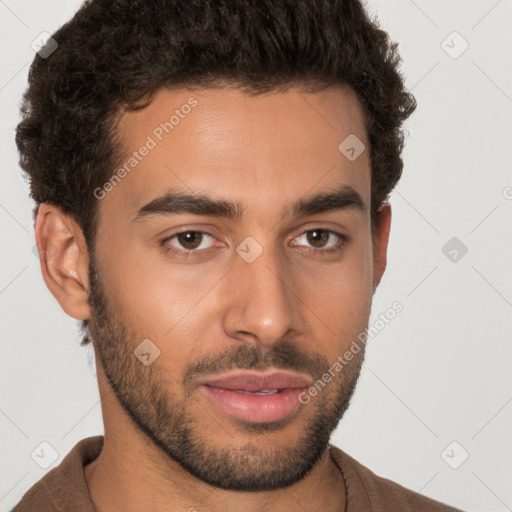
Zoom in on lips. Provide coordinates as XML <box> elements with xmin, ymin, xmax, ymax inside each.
<box><xmin>197</xmin><ymin>369</ymin><xmax>314</xmax><ymax>392</ymax></box>
<box><xmin>197</xmin><ymin>369</ymin><xmax>313</xmax><ymax>423</ymax></box>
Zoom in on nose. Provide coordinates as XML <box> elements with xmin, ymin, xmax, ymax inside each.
<box><xmin>221</xmin><ymin>242</ymin><xmax>303</xmax><ymax>348</ymax></box>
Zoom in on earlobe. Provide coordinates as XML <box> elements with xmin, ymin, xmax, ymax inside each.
<box><xmin>35</xmin><ymin>204</ymin><xmax>91</xmax><ymax>320</ymax></box>
<box><xmin>373</xmin><ymin>202</ymin><xmax>392</xmax><ymax>290</ymax></box>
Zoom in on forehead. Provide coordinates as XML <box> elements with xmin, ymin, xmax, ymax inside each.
<box><xmin>100</xmin><ymin>84</ymin><xmax>370</xmax><ymax>225</ymax></box>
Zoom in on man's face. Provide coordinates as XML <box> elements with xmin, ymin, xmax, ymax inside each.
<box><xmin>87</xmin><ymin>85</ymin><xmax>383</xmax><ymax>491</ymax></box>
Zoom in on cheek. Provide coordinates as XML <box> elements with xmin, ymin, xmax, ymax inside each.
<box><xmin>295</xmin><ymin>241</ymin><xmax>374</xmax><ymax>348</ymax></box>
<box><xmin>97</xmin><ymin>239</ymin><xmax>224</xmax><ymax>340</ymax></box>
<box><xmin>95</xmin><ymin>249</ymin><xmax>214</xmax><ymax>380</ymax></box>
<box><xmin>309</xmin><ymin>237</ymin><xmax>373</xmax><ymax>297</ymax></box>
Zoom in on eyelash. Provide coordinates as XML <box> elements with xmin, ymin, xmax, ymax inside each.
<box><xmin>161</xmin><ymin>228</ymin><xmax>348</xmax><ymax>259</ymax></box>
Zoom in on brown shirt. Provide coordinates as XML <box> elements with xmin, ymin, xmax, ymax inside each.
<box><xmin>11</xmin><ymin>436</ymin><xmax>463</xmax><ymax>511</ymax></box>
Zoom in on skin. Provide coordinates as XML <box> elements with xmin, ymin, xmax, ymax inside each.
<box><xmin>36</xmin><ymin>84</ymin><xmax>391</xmax><ymax>512</ymax></box>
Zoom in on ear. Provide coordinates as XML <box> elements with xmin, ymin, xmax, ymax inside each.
<box><xmin>34</xmin><ymin>204</ymin><xmax>91</xmax><ymax>320</ymax></box>
<box><xmin>372</xmin><ymin>202</ymin><xmax>392</xmax><ymax>291</ymax></box>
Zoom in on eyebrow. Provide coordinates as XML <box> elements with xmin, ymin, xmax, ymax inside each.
<box><xmin>132</xmin><ymin>184</ymin><xmax>365</xmax><ymax>223</ymax></box>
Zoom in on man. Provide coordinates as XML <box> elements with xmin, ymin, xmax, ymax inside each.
<box><xmin>12</xmin><ymin>0</ymin><xmax>463</xmax><ymax>510</ymax></box>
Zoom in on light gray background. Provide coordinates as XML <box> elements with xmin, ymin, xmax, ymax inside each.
<box><xmin>1</xmin><ymin>1</ymin><xmax>511</xmax><ymax>510</ymax></box>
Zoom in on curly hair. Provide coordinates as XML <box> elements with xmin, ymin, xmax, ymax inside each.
<box><xmin>16</xmin><ymin>0</ymin><xmax>416</xmax><ymax>344</ymax></box>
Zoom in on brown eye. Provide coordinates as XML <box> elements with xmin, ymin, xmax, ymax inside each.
<box><xmin>163</xmin><ymin>230</ymin><xmax>216</xmax><ymax>254</ymax></box>
<box><xmin>305</xmin><ymin>229</ymin><xmax>330</xmax><ymax>248</ymax></box>
<box><xmin>292</xmin><ymin>229</ymin><xmax>347</xmax><ymax>255</ymax></box>
<box><xmin>176</xmin><ymin>231</ymin><xmax>204</xmax><ymax>250</ymax></box>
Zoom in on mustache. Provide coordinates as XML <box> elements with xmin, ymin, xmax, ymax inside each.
<box><xmin>182</xmin><ymin>340</ymin><xmax>329</xmax><ymax>391</ymax></box>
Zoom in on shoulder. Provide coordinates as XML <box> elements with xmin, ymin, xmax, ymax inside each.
<box><xmin>10</xmin><ymin>436</ymin><xmax>103</xmax><ymax>512</ymax></box>
<box><xmin>329</xmin><ymin>445</ymin><xmax>464</xmax><ymax>511</ymax></box>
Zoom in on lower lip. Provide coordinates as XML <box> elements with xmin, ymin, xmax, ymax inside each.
<box><xmin>200</xmin><ymin>385</ymin><xmax>307</xmax><ymax>423</ymax></box>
